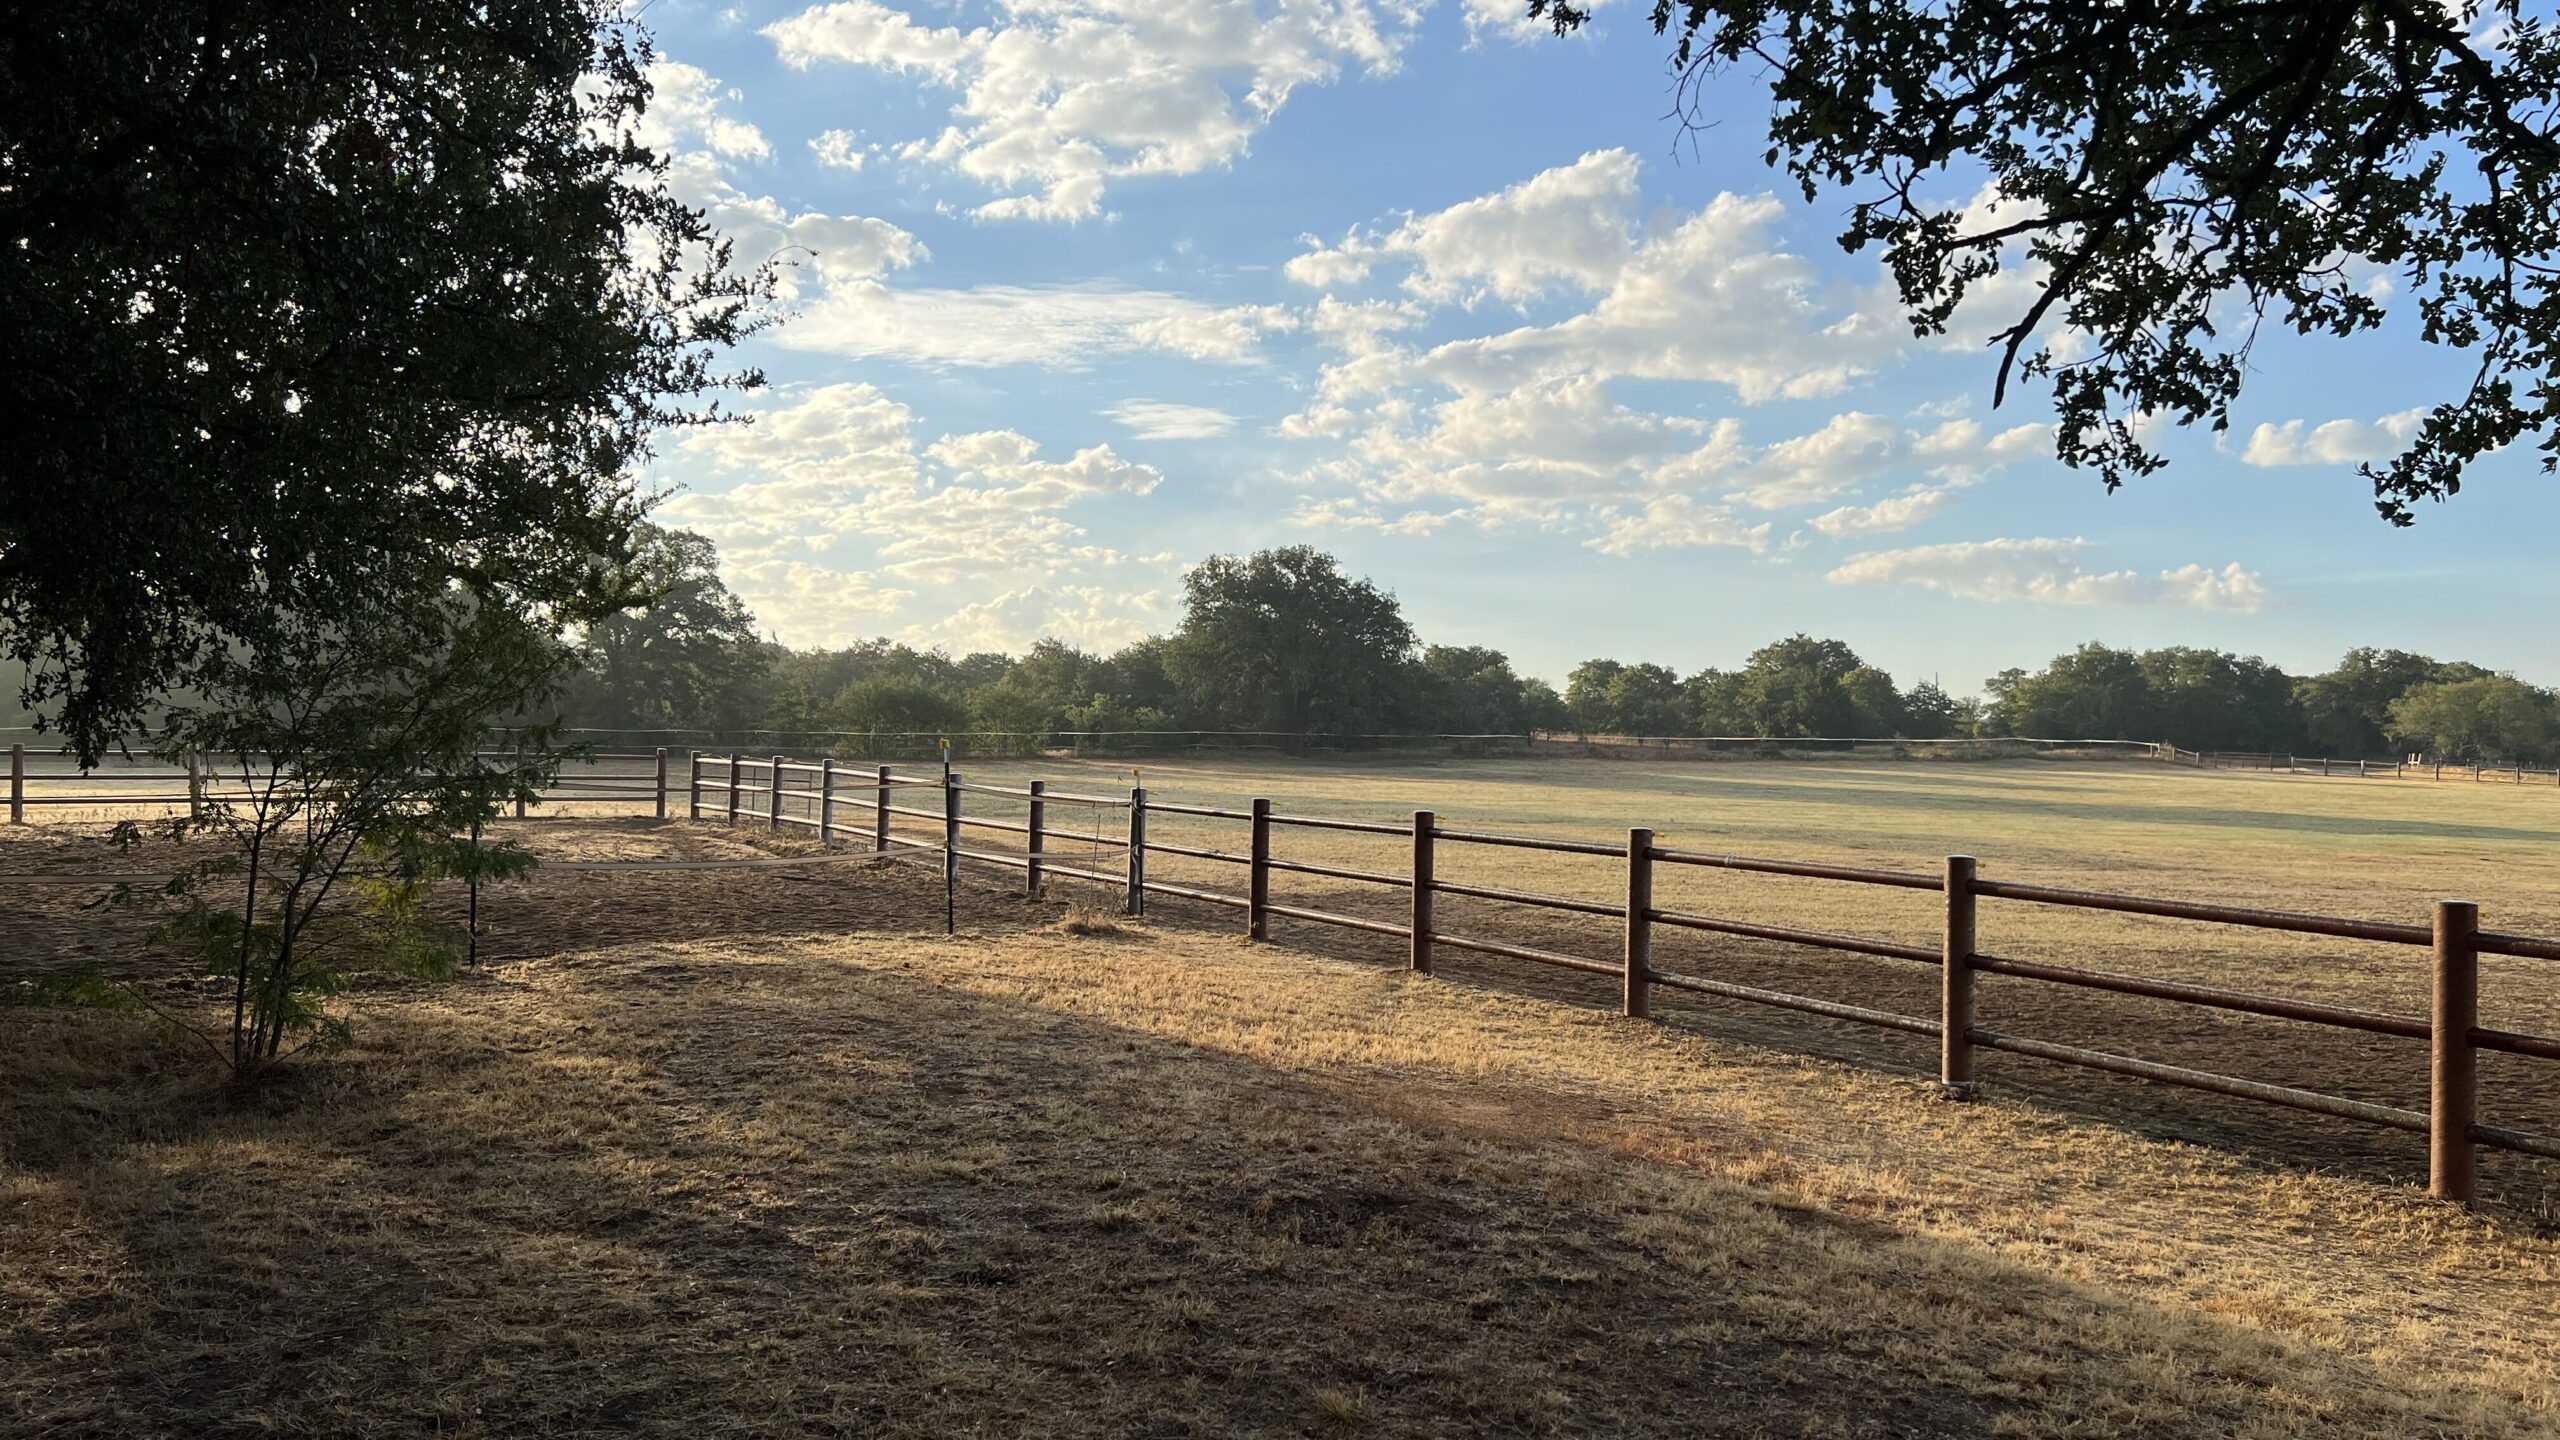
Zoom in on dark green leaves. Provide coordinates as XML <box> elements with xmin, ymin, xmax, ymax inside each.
<box><xmin>0</xmin><ymin>3</ymin><xmax>775</xmax><ymax>760</ymax></box>
<box><xmin>1535</xmin><ymin>0</ymin><xmax>2560</xmax><ymax>519</ymax></box>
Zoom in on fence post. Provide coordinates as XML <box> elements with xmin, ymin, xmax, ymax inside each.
<box><xmin>1410</xmin><ymin>810</ymin><xmax>1435</xmax><ymax>973</ymax></box>
<box><xmin>767</xmin><ymin>755</ymin><xmax>785</xmax><ymax>830</ymax></box>
<box><xmin>819</xmin><ymin>758</ymin><xmax>837</xmax><ymax>843</ymax></box>
<box><xmin>186</xmin><ymin>750</ymin><xmax>204</xmax><ymax>820</ymax></box>
<box><xmin>874</xmin><ymin>765</ymin><xmax>892</xmax><ymax>851</ymax></box>
<box><xmin>1026</xmin><ymin>780</ymin><xmax>1046</xmax><ymax>898</ymax></box>
<box><xmin>1248</xmin><ymin>798</ymin><xmax>1272</xmax><ymax>940</ymax></box>
<box><xmin>687</xmin><ymin>752</ymin><xmax>702</xmax><ymax>820</ymax></box>
<box><xmin>943</xmin><ymin>771</ymin><xmax>961</xmax><ymax>935</ymax></box>
<box><xmin>513</xmin><ymin>742</ymin><xmax>529</xmax><ymax>819</ymax></box>
<box><xmin>654</xmin><ymin>747</ymin><xmax>669</xmax><ymax>820</ymax></box>
<box><xmin>2431</xmin><ymin>899</ymin><xmax>2480</xmax><ymax>1206</ymax></box>
<box><xmin>726</xmin><ymin>753</ymin><xmax>742</xmax><ymax>823</ymax></box>
<box><xmin>1941</xmin><ymin>856</ymin><xmax>1979</xmax><ymax>1095</ymax></box>
<box><xmin>1126</xmin><ymin>785</ymin><xmax>1147</xmax><ymax>917</ymax></box>
<box><xmin>8</xmin><ymin>743</ymin><xmax>20</xmax><ymax>824</ymax></box>
<box><xmin>1624</xmin><ymin>827</ymin><xmax>1653</xmax><ymax>1018</ymax></box>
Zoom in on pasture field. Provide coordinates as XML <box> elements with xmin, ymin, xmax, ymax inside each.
<box><xmin>923</xmin><ymin>755</ymin><xmax>2560</xmax><ymax>1205</ymax></box>
<box><xmin>6</xmin><ymin>756</ymin><xmax>2560</xmax><ymax>1435</ymax></box>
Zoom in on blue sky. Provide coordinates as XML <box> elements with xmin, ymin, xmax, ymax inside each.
<box><xmin>633</xmin><ymin>0</ymin><xmax>2555</xmax><ymax>695</ymax></box>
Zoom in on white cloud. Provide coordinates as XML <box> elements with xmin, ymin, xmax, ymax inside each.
<box><xmin>766</xmin><ymin>0</ymin><xmax>1428</xmax><ymax>221</ymax></box>
<box><xmin>1291</xmin><ymin>166</ymin><xmax>1896</xmax><ymax>414</ymax></box>
<box><xmin>1591</xmin><ymin>496</ymin><xmax>1772</xmax><ymax>556</ymax></box>
<box><xmin>763</xmin><ymin>1</ymin><xmax>984</xmax><ymax>80</ymax></box>
<box><xmin>1825</xmin><ymin>538</ymin><xmax>2269</xmax><ymax>612</ymax></box>
<box><xmin>1106</xmin><ymin>400</ymin><xmax>1240</xmax><ymax>439</ymax></box>
<box><xmin>727</xmin><ymin>560</ymin><xmax>913</xmax><ymax>648</ymax></box>
<box><xmin>2240</xmin><ymin>408</ymin><xmax>2426</xmax><ymax>466</ymax></box>
<box><xmin>626</xmin><ymin>60</ymin><xmax>923</xmax><ymax>310</ymax></box>
<box><xmin>1809</xmin><ymin>475</ymin><xmax>1980</xmax><ymax>536</ymax></box>
<box><xmin>639</xmin><ymin>60</ymin><xmax>774</xmax><ymax>160</ymax></box>
<box><xmin>668</xmin><ymin>154</ymin><xmax>929</xmax><ymax>299</ymax></box>
<box><xmin>809</xmin><ymin>128</ymin><xmax>867</xmax><ymax>170</ymax></box>
<box><xmin>657</xmin><ymin>383</ymin><xmax>1168</xmax><ymax>644</ymax></box>
<box><xmin>1286</xmin><ymin>148</ymin><xmax>1640</xmax><ymax>305</ymax></box>
<box><xmin>779</xmin><ymin>282</ymin><xmax>1293</xmax><ymax>367</ymax></box>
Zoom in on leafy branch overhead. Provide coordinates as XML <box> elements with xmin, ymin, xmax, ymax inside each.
<box><xmin>0</xmin><ymin>2</ymin><xmax>778</xmax><ymax>762</ymax></box>
<box><xmin>1532</xmin><ymin>0</ymin><xmax>2560</xmax><ymax>520</ymax></box>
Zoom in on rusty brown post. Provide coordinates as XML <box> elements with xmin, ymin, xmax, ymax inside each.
<box><xmin>1941</xmin><ymin>856</ymin><xmax>1979</xmax><ymax>1094</ymax></box>
<box><xmin>1624</xmin><ymin>827</ymin><xmax>1653</xmax><ymax>1018</ymax></box>
<box><xmin>7</xmin><ymin>743</ymin><xmax>20</xmax><ymax>824</ymax></box>
<box><xmin>874</xmin><ymin>764</ymin><xmax>892</xmax><ymax>851</ymax></box>
<box><xmin>1410</xmin><ymin>809</ymin><xmax>1435</xmax><ymax>973</ymax></box>
<box><xmin>1026</xmin><ymin>780</ymin><xmax>1046</xmax><ymax>898</ymax></box>
<box><xmin>687</xmin><ymin>752</ymin><xmax>702</xmax><ymax>820</ymax></box>
<box><xmin>2431</xmin><ymin>899</ymin><xmax>2481</xmax><ymax>1206</ymax></box>
<box><xmin>1248</xmin><ymin>797</ymin><xmax>1272</xmax><ymax>940</ymax></box>
<box><xmin>654</xmin><ymin>747</ymin><xmax>669</xmax><ymax>820</ymax></box>
<box><xmin>819</xmin><ymin>758</ymin><xmax>838</xmax><ymax>842</ymax></box>
<box><xmin>726</xmin><ymin>753</ymin><xmax>742</xmax><ymax>822</ymax></box>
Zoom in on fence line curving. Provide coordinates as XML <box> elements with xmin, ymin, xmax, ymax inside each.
<box><xmin>677</xmin><ymin>756</ymin><xmax>2560</xmax><ymax>1211</ymax></box>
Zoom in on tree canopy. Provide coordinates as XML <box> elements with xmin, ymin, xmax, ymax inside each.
<box><xmin>1534</xmin><ymin>0</ymin><xmax>2560</xmax><ymax>519</ymax></box>
<box><xmin>1163</xmin><ymin>547</ymin><xmax>1421</xmax><ymax>734</ymax></box>
<box><xmin>0</xmin><ymin>2</ymin><xmax>770</xmax><ymax>760</ymax></box>
<box><xmin>549</xmin><ymin>537</ymin><xmax>2556</xmax><ymax>765</ymax></box>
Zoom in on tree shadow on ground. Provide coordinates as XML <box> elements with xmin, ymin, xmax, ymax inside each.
<box><xmin>6</xmin><ymin>948</ymin><xmax>2542</xmax><ymax>1439</ymax></box>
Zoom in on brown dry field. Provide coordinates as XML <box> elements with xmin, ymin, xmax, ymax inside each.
<box><xmin>6</xmin><ymin>756</ymin><xmax>2560</xmax><ymax>1436</ymax></box>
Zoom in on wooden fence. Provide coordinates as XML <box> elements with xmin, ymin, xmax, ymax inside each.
<box><xmin>677</xmin><ymin>753</ymin><xmax>2560</xmax><ymax>1210</ymax></box>
<box><xmin>4</xmin><ymin>744</ymin><xmax>670</xmax><ymax>823</ymax></box>
<box><xmin>2169</xmin><ymin>747</ymin><xmax>2560</xmax><ymax>786</ymax></box>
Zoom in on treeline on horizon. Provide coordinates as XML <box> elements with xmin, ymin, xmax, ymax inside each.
<box><xmin>15</xmin><ymin>533</ymin><xmax>2550</xmax><ymax>766</ymax></box>
<box><xmin>521</xmin><ymin>531</ymin><xmax>2559</xmax><ymax>766</ymax></box>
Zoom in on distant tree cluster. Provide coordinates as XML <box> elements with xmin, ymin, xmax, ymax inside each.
<box><xmin>555</xmin><ymin>534</ymin><xmax>2559</xmax><ymax>765</ymax></box>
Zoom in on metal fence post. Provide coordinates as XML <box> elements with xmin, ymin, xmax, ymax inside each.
<box><xmin>687</xmin><ymin>752</ymin><xmax>703</xmax><ymax>821</ymax></box>
<box><xmin>654</xmin><ymin>747</ymin><xmax>669</xmax><ymax>820</ymax></box>
<box><xmin>1624</xmin><ymin>827</ymin><xmax>1653</xmax><ymax>1017</ymax></box>
<box><xmin>8</xmin><ymin>743</ymin><xmax>21</xmax><ymax>824</ymax></box>
<box><xmin>1126</xmin><ymin>785</ymin><xmax>1147</xmax><ymax>916</ymax></box>
<box><xmin>726</xmin><ymin>753</ymin><xmax>742</xmax><ymax>823</ymax></box>
<box><xmin>874</xmin><ymin>765</ymin><xmax>892</xmax><ymax>851</ymax></box>
<box><xmin>1941</xmin><ymin>856</ymin><xmax>1979</xmax><ymax>1095</ymax></box>
<box><xmin>1411</xmin><ymin>810</ymin><xmax>1436</xmax><ymax>973</ymax></box>
<box><xmin>1026</xmin><ymin>780</ymin><xmax>1046</xmax><ymax>898</ymax></box>
<box><xmin>819</xmin><ymin>758</ymin><xmax>837</xmax><ymax>842</ymax></box>
<box><xmin>2431</xmin><ymin>899</ymin><xmax>2481</xmax><ymax>1206</ymax></box>
<box><xmin>943</xmin><ymin>771</ymin><xmax>961</xmax><ymax>935</ymax></box>
<box><xmin>1248</xmin><ymin>798</ymin><xmax>1272</xmax><ymax>940</ymax></box>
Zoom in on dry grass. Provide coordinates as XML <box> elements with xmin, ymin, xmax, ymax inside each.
<box><xmin>7</xmin><ymin>758</ymin><xmax>2560</xmax><ymax>1435</ymax></box>
<box><xmin>6</xmin><ymin>841</ymin><xmax>2559</xmax><ymax>1437</ymax></box>
<box><xmin>934</xmin><ymin>755</ymin><xmax>2560</xmax><ymax>1211</ymax></box>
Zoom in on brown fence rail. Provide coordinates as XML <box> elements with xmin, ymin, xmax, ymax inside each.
<box><xmin>670</xmin><ymin>757</ymin><xmax>2560</xmax><ymax>1210</ymax></box>
<box><xmin>14</xmin><ymin>740</ymin><xmax>2559</xmax><ymax>1206</ymax></box>
<box><xmin>5</xmin><ymin>743</ymin><xmax>675</xmax><ymax>824</ymax></box>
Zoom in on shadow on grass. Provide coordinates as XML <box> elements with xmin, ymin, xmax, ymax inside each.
<box><xmin>1123</xmin><ymin>880</ymin><xmax>2560</xmax><ymax>1223</ymax></box>
<box><xmin>4</xmin><ymin>947</ymin><xmax>2540</xmax><ymax>1438</ymax></box>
